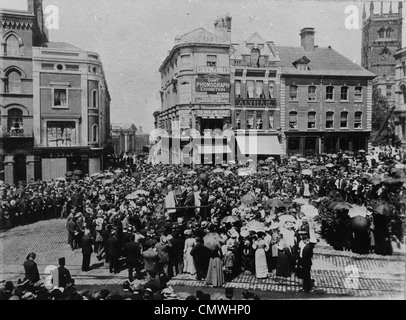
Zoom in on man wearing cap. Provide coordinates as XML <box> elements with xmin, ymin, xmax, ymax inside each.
<box><xmin>297</xmin><ymin>233</ymin><xmax>315</xmax><ymax>293</ymax></box>
<box><xmin>108</xmin><ymin>230</ymin><xmax>121</xmax><ymax>273</ymax></box>
<box><xmin>124</xmin><ymin>234</ymin><xmax>141</xmax><ymax>281</ymax></box>
<box><xmin>54</xmin><ymin>257</ymin><xmax>72</xmax><ymax>289</ymax></box>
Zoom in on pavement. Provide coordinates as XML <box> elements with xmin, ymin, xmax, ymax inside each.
<box><xmin>0</xmin><ymin>219</ymin><xmax>405</xmax><ymax>299</ymax></box>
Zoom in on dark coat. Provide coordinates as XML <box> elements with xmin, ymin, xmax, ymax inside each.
<box><xmin>190</xmin><ymin>242</ymin><xmax>211</xmax><ymax>268</ymax></box>
<box><xmin>56</xmin><ymin>266</ymin><xmax>72</xmax><ymax>288</ymax></box>
<box><xmin>81</xmin><ymin>235</ymin><xmax>93</xmax><ymax>255</ymax></box>
<box><xmin>124</xmin><ymin>241</ymin><xmax>140</xmax><ymax>262</ymax></box>
<box><xmin>23</xmin><ymin>259</ymin><xmax>40</xmax><ymax>283</ymax></box>
<box><xmin>107</xmin><ymin>235</ymin><xmax>121</xmax><ymax>258</ymax></box>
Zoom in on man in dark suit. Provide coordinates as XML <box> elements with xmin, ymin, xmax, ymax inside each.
<box><xmin>298</xmin><ymin>233</ymin><xmax>315</xmax><ymax>293</ymax></box>
<box><xmin>55</xmin><ymin>257</ymin><xmax>72</xmax><ymax>289</ymax></box>
<box><xmin>23</xmin><ymin>252</ymin><xmax>40</xmax><ymax>284</ymax></box>
<box><xmin>108</xmin><ymin>231</ymin><xmax>121</xmax><ymax>273</ymax></box>
<box><xmin>123</xmin><ymin>234</ymin><xmax>141</xmax><ymax>281</ymax></box>
<box><xmin>81</xmin><ymin>229</ymin><xmax>93</xmax><ymax>272</ymax></box>
<box><xmin>190</xmin><ymin>237</ymin><xmax>211</xmax><ymax>280</ymax></box>
<box><xmin>184</xmin><ymin>187</ymin><xmax>195</xmax><ymax>222</ymax></box>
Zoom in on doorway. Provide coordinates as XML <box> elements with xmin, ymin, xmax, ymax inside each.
<box><xmin>14</xmin><ymin>154</ymin><xmax>26</xmax><ymax>185</ymax></box>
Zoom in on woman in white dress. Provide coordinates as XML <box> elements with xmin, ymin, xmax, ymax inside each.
<box><xmin>183</xmin><ymin>229</ymin><xmax>196</xmax><ymax>275</ymax></box>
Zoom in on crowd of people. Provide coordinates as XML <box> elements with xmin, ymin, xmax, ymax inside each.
<box><xmin>0</xmin><ymin>146</ymin><xmax>405</xmax><ymax>300</ymax></box>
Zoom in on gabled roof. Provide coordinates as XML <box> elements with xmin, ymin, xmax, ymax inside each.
<box><xmin>292</xmin><ymin>56</ymin><xmax>311</xmax><ymax>66</ymax></box>
<box><xmin>178</xmin><ymin>27</ymin><xmax>218</xmax><ymax>44</ymax></box>
<box><xmin>245</xmin><ymin>32</ymin><xmax>267</xmax><ymax>44</ymax></box>
<box><xmin>276</xmin><ymin>46</ymin><xmax>376</xmax><ymax>77</ymax></box>
<box><xmin>231</xmin><ymin>32</ymin><xmax>278</xmax><ymax>61</ymax></box>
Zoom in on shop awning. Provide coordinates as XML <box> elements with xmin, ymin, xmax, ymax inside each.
<box><xmin>236</xmin><ymin>135</ymin><xmax>284</xmax><ymax>155</ymax></box>
<box><xmin>197</xmin><ymin>145</ymin><xmax>232</xmax><ymax>154</ymax></box>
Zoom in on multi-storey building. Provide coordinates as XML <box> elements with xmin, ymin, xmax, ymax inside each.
<box><xmin>394</xmin><ymin>47</ymin><xmax>406</xmax><ymax>149</ymax></box>
<box><xmin>111</xmin><ymin>123</ymin><xmax>149</xmax><ymax>155</ymax></box>
<box><xmin>361</xmin><ymin>2</ymin><xmax>403</xmax><ymax>105</ymax></box>
<box><xmin>0</xmin><ymin>0</ymin><xmax>111</xmax><ymax>183</ymax></box>
<box><xmin>279</xmin><ymin>28</ymin><xmax>376</xmax><ymax>156</ymax></box>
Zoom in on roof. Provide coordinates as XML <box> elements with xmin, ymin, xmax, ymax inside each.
<box><xmin>43</xmin><ymin>42</ymin><xmax>83</xmax><ymax>51</ymax></box>
<box><xmin>178</xmin><ymin>27</ymin><xmax>220</xmax><ymax>44</ymax></box>
<box><xmin>276</xmin><ymin>46</ymin><xmax>376</xmax><ymax>77</ymax></box>
<box><xmin>111</xmin><ymin>123</ymin><xmax>137</xmax><ymax>131</ymax></box>
<box><xmin>231</xmin><ymin>32</ymin><xmax>278</xmax><ymax>60</ymax></box>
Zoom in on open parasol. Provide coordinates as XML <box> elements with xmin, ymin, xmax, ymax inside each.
<box><xmin>297</xmin><ymin>157</ymin><xmax>307</xmax><ymax>162</ymax></box>
<box><xmin>156</xmin><ymin>177</ymin><xmax>166</xmax><ymax>182</ymax></box>
<box><xmin>204</xmin><ymin>232</ymin><xmax>222</xmax><ymax>250</ymax></box>
<box><xmin>300</xmin><ymin>204</ymin><xmax>319</xmax><ymax>218</ymax></box>
<box><xmin>329</xmin><ymin>201</ymin><xmax>353</xmax><ymax>211</ymax></box>
<box><xmin>326</xmin><ymin>163</ymin><xmax>335</xmax><ymax>168</ymax></box>
<box><xmin>125</xmin><ymin>193</ymin><xmax>139</xmax><ymax>200</ymax></box>
<box><xmin>187</xmin><ymin>170</ymin><xmax>197</xmax><ymax>175</ymax></box>
<box><xmin>290</xmin><ymin>156</ymin><xmax>298</xmax><ymax>160</ymax></box>
<box><xmin>267</xmin><ymin>199</ymin><xmax>286</xmax><ymax>208</ymax></box>
<box><xmin>265</xmin><ymin>157</ymin><xmax>274</xmax><ymax>163</ymax></box>
<box><xmin>212</xmin><ymin>168</ymin><xmax>224</xmax><ymax>174</ymax></box>
<box><xmin>293</xmin><ymin>198</ymin><xmax>308</xmax><ymax>205</ymax></box>
<box><xmin>241</xmin><ymin>194</ymin><xmax>256</xmax><ymax>205</ymax></box>
<box><xmin>372</xmin><ymin>203</ymin><xmax>391</xmax><ymax>216</ymax></box>
<box><xmin>221</xmin><ymin>215</ymin><xmax>239</xmax><ymax>224</ymax></box>
<box><xmin>224</xmin><ymin>170</ymin><xmax>234</xmax><ymax>176</ymax></box>
<box><xmin>102</xmin><ymin>179</ymin><xmax>113</xmax><ymax>185</ymax></box>
<box><xmin>301</xmin><ymin>169</ymin><xmax>312</xmax><ymax>175</ymax></box>
<box><xmin>134</xmin><ymin>190</ymin><xmax>150</xmax><ymax>196</ymax></box>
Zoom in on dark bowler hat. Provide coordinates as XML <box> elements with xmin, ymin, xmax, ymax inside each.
<box><xmin>58</xmin><ymin>257</ymin><xmax>66</xmax><ymax>266</ymax></box>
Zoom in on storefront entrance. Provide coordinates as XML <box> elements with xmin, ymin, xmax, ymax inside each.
<box><xmin>200</xmin><ymin>118</ymin><xmax>224</xmax><ymax>136</ymax></box>
<box><xmin>14</xmin><ymin>154</ymin><xmax>26</xmax><ymax>184</ymax></box>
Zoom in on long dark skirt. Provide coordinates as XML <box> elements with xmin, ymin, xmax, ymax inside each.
<box><xmin>276</xmin><ymin>249</ymin><xmax>291</xmax><ymax>278</ymax></box>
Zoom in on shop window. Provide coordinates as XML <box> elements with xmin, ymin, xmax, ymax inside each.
<box><xmin>340</xmin><ymin>111</ymin><xmax>348</xmax><ymax>128</ymax></box>
<box><xmin>326</xmin><ymin>111</ymin><xmax>334</xmax><ymax>128</ymax></box>
<box><xmin>47</xmin><ymin>121</ymin><xmax>77</xmax><ymax>147</ymax></box>
<box><xmin>235</xmin><ymin>80</ymin><xmax>241</xmax><ymax>98</ymax></box>
<box><xmin>207</xmin><ymin>55</ymin><xmax>217</xmax><ymax>67</ymax></box>
<box><xmin>354</xmin><ymin>86</ymin><xmax>362</xmax><ymax>102</ymax></box>
<box><xmin>246</xmin><ymin>112</ymin><xmax>254</xmax><ymax>129</ymax></box>
<box><xmin>269</xmin><ymin>81</ymin><xmax>275</xmax><ymax>98</ymax></box>
<box><xmin>341</xmin><ymin>86</ymin><xmax>349</xmax><ymax>101</ymax></box>
<box><xmin>8</xmin><ymin>108</ymin><xmax>23</xmax><ymax>136</ymax></box>
<box><xmin>5</xmin><ymin>35</ymin><xmax>20</xmax><ymax>56</ymax></box>
<box><xmin>308</xmin><ymin>86</ymin><xmax>316</xmax><ymax>101</ymax></box>
<box><xmin>289</xmin><ymin>85</ymin><xmax>298</xmax><ymax>101</ymax></box>
<box><xmin>256</xmin><ymin>111</ymin><xmax>263</xmax><ymax>129</ymax></box>
<box><xmin>256</xmin><ymin>81</ymin><xmax>264</xmax><ymax>98</ymax></box>
<box><xmin>5</xmin><ymin>71</ymin><xmax>21</xmax><ymax>94</ymax></box>
<box><xmin>289</xmin><ymin>111</ymin><xmax>298</xmax><ymax>129</ymax></box>
<box><xmin>354</xmin><ymin>112</ymin><xmax>362</xmax><ymax>129</ymax></box>
<box><xmin>326</xmin><ymin>86</ymin><xmax>334</xmax><ymax>101</ymax></box>
<box><xmin>53</xmin><ymin>88</ymin><xmax>68</xmax><ymax>107</ymax></box>
<box><xmin>308</xmin><ymin>112</ymin><xmax>316</xmax><ymax>129</ymax></box>
<box><xmin>247</xmin><ymin>80</ymin><xmax>254</xmax><ymax>98</ymax></box>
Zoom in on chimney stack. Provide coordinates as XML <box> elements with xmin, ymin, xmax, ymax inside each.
<box><xmin>28</xmin><ymin>0</ymin><xmax>49</xmax><ymax>46</ymax></box>
<box><xmin>214</xmin><ymin>14</ymin><xmax>232</xmax><ymax>43</ymax></box>
<box><xmin>300</xmin><ymin>27</ymin><xmax>316</xmax><ymax>52</ymax></box>
<box><xmin>138</xmin><ymin>126</ymin><xmax>142</xmax><ymax>133</ymax></box>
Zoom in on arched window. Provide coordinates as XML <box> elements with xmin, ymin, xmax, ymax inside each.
<box><xmin>400</xmin><ymin>84</ymin><xmax>406</xmax><ymax>104</ymax></box>
<box><xmin>308</xmin><ymin>86</ymin><xmax>317</xmax><ymax>101</ymax></box>
<box><xmin>6</xmin><ymin>71</ymin><xmax>21</xmax><ymax>94</ymax></box>
<box><xmin>250</xmin><ymin>49</ymin><xmax>260</xmax><ymax>67</ymax></box>
<box><xmin>378</xmin><ymin>28</ymin><xmax>385</xmax><ymax>38</ymax></box>
<box><xmin>5</xmin><ymin>35</ymin><xmax>20</xmax><ymax>56</ymax></box>
<box><xmin>340</xmin><ymin>111</ymin><xmax>348</xmax><ymax>128</ymax></box>
<box><xmin>92</xmin><ymin>90</ymin><xmax>98</xmax><ymax>108</ymax></box>
<box><xmin>386</xmin><ymin>28</ymin><xmax>393</xmax><ymax>38</ymax></box>
<box><xmin>92</xmin><ymin>124</ymin><xmax>99</xmax><ymax>142</ymax></box>
<box><xmin>8</xmin><ymin>108</ymin><xmax>23</xmax><ymax>135</ymax></box>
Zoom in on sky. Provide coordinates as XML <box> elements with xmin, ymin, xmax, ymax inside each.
<box><xmin>2</xmin><ymin>0</ymin><xmax>406</xmax><ymax>133</ymax></box>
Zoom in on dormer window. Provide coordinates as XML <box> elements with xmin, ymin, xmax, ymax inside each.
<box><xmin>293</xmin><ymin>56</ymin><xmax>311</xmax><ymax>70</ymax></box>
<box><xmin>250</xmin><ymin>49</ymin><xmax>260</xmax><ymax>67</ymax></box>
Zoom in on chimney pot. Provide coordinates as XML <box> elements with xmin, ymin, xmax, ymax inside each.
<box><xmin>300</xmin><ymin>27</ymin><xmax>316</xmax><ymax>52</ymax></box>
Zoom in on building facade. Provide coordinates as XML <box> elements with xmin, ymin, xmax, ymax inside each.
<box><xmin>279</xmin><ymin>28</ymin><xmax>376</xmax><ymax>156</ymax></box>
<box><xmin>0</xmin><ymin>0</ymin><xmax>111</xmax><ymax>183</ymax></box>
<box><xmin>361</xmin><ymin>2</ymin><xmax>403</xmax><ymax>104</ymax></box>
<box><xmin>111</xmin><ymin>123</ymin><xmax>149</xmax><ymax>155</ymax></box>
<box><xmin>394</xmin><ymin>47</ymin><xmax>406</xmax><ymax>149</ymax></box>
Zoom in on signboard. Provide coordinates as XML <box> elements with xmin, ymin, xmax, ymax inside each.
<box><xmin>196</xmin><ymin>66</ymin><xmax>231</xmax><ymax>74</ymax></box>
<box><xmin>195</xmin><ymin>109</ymin><xmax>231</xmax><ymax>118</ymax></box>
<box><xmin>179</xmin><ymin>110</ymin><xmax>191</xmax><ymax>129</ymax></box>
<box><xmin>195</xmin><ymin>74</ymin><xmax>230</xmax><ymax>104</ymax></box>
<box><xmin>235</xmin><ymin>98</ymin><xmax>277</xmax><ymax>108</ymax></box>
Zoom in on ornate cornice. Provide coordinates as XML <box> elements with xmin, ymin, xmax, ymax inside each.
<box><xmin>1</xmin><ymin>20</ymin><xmax>34</xmax><ymax>30</ymax></box>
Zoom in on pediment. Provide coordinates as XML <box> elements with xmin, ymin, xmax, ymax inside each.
<box><xmin>246</xmin><ymin>32</ymin><xmax>266</xmax><ymax>45</ymax></box>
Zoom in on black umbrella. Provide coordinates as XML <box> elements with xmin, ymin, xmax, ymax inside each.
<box><xmin>372</xmin><ymin>203</ymin><xmax>391</xmax><ymax>216</ymax></box>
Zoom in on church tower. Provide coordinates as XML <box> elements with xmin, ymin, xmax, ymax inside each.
<box><xmin>361</xmin><ymin>2</ymin><xmax>403</xmax><ymax>104</ymax></box>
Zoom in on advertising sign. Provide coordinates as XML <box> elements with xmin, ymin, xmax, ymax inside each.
<box><xmin>195</xmin><ymin>74</ymin><xmax>230</xmax><ymax>103</ymax></box>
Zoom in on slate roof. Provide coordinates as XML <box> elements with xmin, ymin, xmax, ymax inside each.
<box><xmin>275</xmin><ymin>46</ymin><xmax>376</xmax><ymax>77</ymax></box>
<box><xmin>44</xmin><ymin>42</ymin><xmax>84</xmax><ymax>51</ymax></box>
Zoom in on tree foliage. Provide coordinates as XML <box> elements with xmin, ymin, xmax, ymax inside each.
<box><xmin>371</xmin><ymin>87</ymin><xmax>396</xmax><ymax>146</ymax></box>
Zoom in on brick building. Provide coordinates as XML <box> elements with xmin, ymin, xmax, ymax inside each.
<box><xmin>0</xmin><ymin>0</ymin><xmax>111</xmax><ymax>183</ymax></box>
<box><xmin>394</xmin><ymin>47</ymin><xmax>406</xmax><ymax>149</ymax></box>
<box><xmin>278</xmin><ymin>28</ymin><xmax>376</xmax><ymax>156</ymax></box>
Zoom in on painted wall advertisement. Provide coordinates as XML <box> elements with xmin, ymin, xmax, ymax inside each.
<box><xmin>195</xmin><ymin>74</ymin><xmax>230</xmax><ymax>104</ymax></box>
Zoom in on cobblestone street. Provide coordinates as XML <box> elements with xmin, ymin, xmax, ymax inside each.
<box><xmin>1</xmin><ymin>219</ymin><xmax>404</xmax><ymax>299</ymax></box>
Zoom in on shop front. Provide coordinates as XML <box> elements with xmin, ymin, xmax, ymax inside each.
<box><xmin>195</xmin><ymin>109</ymin><xmax>231</xmax><ymax>136</ymax></box>
<box><xmin>34</xmin><ymin>147</ymin><xmax>91</xmax><ymax>181</ymax></box>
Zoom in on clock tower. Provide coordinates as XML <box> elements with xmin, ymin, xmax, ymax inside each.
<box><xmin>361</xmin><ymin>2</ymin><xmax>403</xmax><ymax>104</ymax></box>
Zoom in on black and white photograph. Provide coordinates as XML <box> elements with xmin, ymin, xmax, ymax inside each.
<box><xmin>0</xmin><ymin>0</ymin><xmax>405</xmax><ymax>305</ymax></box>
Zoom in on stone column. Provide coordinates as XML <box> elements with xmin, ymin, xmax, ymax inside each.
<box><xmin>26</xmin><ymin>155</ymin><xmax>36</xmax><ymax>184</ymax></box>
<box><xmin>4</xmin><ymin>156</ymin><xmax>14</xmax><ymax>185</ymax></box>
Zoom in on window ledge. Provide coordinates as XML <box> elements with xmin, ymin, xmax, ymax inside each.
<box><xmin>325</xmin><ymin>100</ymin><xmax>335</xmax><ymax>103</ymax></box>
<box><xmin>307</xmin><ymin>100</ymin><xmax>317</xmax><ymax>103</ymax></box>
<box><xmin>340</xmin><ymin>100</ymin><xmax>350</xmax><ymax>103</ymax></box>
<box><xmin>289</xmin><ymin>100</ymin><xmax>299</xmax><ymax>103</ymax></box>
<box><xmin>52</xmin><ymin>106</ymin><xmax>69</xmax><ymax>109</ymax></box>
